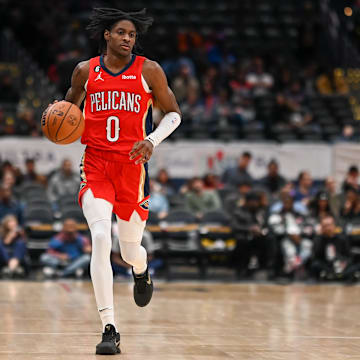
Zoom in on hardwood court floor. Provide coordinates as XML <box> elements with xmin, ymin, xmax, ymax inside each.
<box><xmin>0</xmin><ymin>281</ymin><xmax>359</xmax><ymax>359</ymax></box>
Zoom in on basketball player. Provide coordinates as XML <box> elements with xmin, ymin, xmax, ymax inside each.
<box><xmin>61</xmin><ymin>8</ymin><xmax>181</xmax><ymax>354</ymax></box>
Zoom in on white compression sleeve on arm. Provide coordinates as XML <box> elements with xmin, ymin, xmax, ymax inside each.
<box><xmin>145</xmin><ymin>111</ymin><xmax>181</xmax><ymax>147</ymax></box>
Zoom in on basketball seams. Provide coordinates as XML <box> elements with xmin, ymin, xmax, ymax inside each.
<box><xmin>46</xmin><ymin>104</ymin><xmax>53</xmax><ymax>139</ymax></box>
<box><xmin>55</xmin><ymin>102</ymin><xmax>73</xmax><ymax>142</ymax></box>
<box><xmin>57</xmin><ymin>111</ymin><xmax>84</xmax><ymax>144</ymax></box>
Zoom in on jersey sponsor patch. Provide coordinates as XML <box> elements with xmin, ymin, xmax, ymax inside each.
<box><xmin>94</xmin><ymin>65</ymin><xmax>101</xmax><ymax>73</ymax></box>
<box><xmin>139</xmin><ymin>199</ymin><xmax>149</xmax><ymax>210</ymax></box>
<box><xmin>122</xmin><ymin>74</ymin><xmax>136</xmax><ymax>80</ymax></box>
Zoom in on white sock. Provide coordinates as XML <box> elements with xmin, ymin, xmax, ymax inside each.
<box><xmin>82</xmin><ymin>189</ymin><xmax>116</xmax><ymax>331</ymax></box>
<box><xmin>117</xmin><ymin>211</ymin><xmax>147</xmax><ymax>275</ymax></box>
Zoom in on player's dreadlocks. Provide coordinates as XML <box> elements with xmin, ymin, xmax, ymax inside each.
<box><xmin>87</xmin><ymin>8</ymin><xmax>153</xmax><ymax>53</ymax></box>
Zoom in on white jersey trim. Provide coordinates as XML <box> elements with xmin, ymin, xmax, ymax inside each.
<box><xmin>141</xmin><ymin>75</ymin><xmax>151</xmax><ymax>93</ymax></box>
<box><xmin>84</xmin><ymin>80</ymin><xmax>88</xmax><ymax>92</ymax></box>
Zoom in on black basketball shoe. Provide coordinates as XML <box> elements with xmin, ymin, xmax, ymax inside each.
<box><xmin>96</xmin><ymin>324</ymin><xmax>121</xmax><ymax>355</ymax></box>
<box><xmin>132</xmin><ymin>267</ymin><xmax>153</xmax><ymax>307</ymax></box>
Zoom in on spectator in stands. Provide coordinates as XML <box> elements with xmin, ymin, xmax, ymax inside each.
<box><xmin>172</xmin><ymin>61</ymin><xmax>200</xmax><ymax>104</ymax></box>
<box><xmin>149</xmin><ymin>180</ymin><xmax>169</xmax><ymax>219</ymax></box>
<box><xmin>22</xmin><ymin>158</ymin><xmax>47</xmax><ymax>186</ymax></box>
<box><xmin>260</xmin><ymin>159</ymin><xmax>286</xmax><ymax>196</ymax></box>
<box><xmin>337</xmin><ymin>125</ymin><xmax>358</xmax><ymax>142</ymax></box>
<box><xmin>231</xmin><ymin>93</ymin><xmax>256</xmax><ymax>126</ymax></box>
<box><xmin>2</xmin><ymin>170</ymin><xmax>16</xmax><ymax>191</ymax></box>
<box><xmin>308</xmin><ymin>191</ymin><xmax>334</xmax><ymax>235</ymax></box>
<box><xmin>155</xmin><ymin>168</ymin><xmax>176</xmax><ymax>197</ymax></box>
<box><xmin>324</xmin><ymin>176</ymin><xmax>342</xmax><ymax>219</ymax></box>
<box><xmin>311</xmin><ymin>216</ymin><xmax>358</xmax><ymax>281</ymax></box>
<box><xmin>229</xmin><ymin>68</ymin><xmax>252</xmax><ymax>98</ymax></box>
<box><xmin>0</xmin><ymin>186</ymin><xmax>23</xmax><ymax>224</ymax></box>
<box><xmin>47</xmin><ymin>158</ymin><xmax>79</xmax><ymax>204</ymax></box>
<box><xmin>231</xmin><ymin>192</ymin><xmax>275</xmax><ymax>278</ymax></box>
<box><xmin>1</xmin><ymin>170</ymin><xmax>21</xmax><ymax>199</ymax></box>
<box><xmin>342</xmin><ymin>165</ymin><xmax>359</xmax><ymax>192</ymax></box>
<box><xmin>340</xmin><ymin>187</ymin><xmax>360</xmax><ymax>220</ymax></box>
<box><xmin>185</xmin><ymin>177</ymin><xmax>222</xmax><ymax>219</ymax></box>
<box><xmin>224</xmin><ymin>180</ymin><xmax>252</xmax><ymax>215</ymax></box>
<box><xmin>203</xmin><ymin>173</ymin><xmax>223</xmax><ymax>190</ymax></box>
<box><xmin>293</xmin><ymin>171</ymin><xmax>316</xmax><ymax>206</ymax></box>
<box><xmin>16</xmin><ymin>108</ymin><xmax>40</xmax><ymax>137</ymax></box>
<box><xmin>0</xmin><ymin>215</ymin><xmax>27</xmax><ymax>278</ymax></box>
<box><xmin>0</xmin><ymin>75</ymin><xmax>19</xmax><ymax>104</ymax></box>
<box><xmin>274</xmin><ymin>218</ymin><xmax>312</xmax><ymax>279</ymax></box>
<box><xmin>180</xmin><ymin>89</ymin><xmax>205</xmax><ymax>125</ymax></box>
<box><xmin>270</xmin><ymin>184</ymin><xmax>308</xmax><ymax>215</ymax></box>
<box><xmin>246</xmin><ymin>57</ymin><xmax>274</xmax><ymax>97</ymax></box>
<box><xmin>268</xmin><ymin>194</ymin><xmax>312</xmax><ymax>278</ymax></box>
<box><xmin>222</xmin><ymin>151</ymin><xmax>253</xmax><ymax>188</ymax></box>
<box><xmin>0</xmin><ymin>161</ymin><xmax>22</xmax><ymax>187</ymax></box>
<box><xmin>283</xmin><ymin>80</ymin><xmax>314</xmax><ymax>129</ymax></box>
<box><xmin>309</xmin><ymin>190</ymin><xmax>333</xmax><ymax>220</ymax></box>
<box><xmin>40</xmin><ymin>218</ymin><xmax>91</xmax><ymax>278</ymax></box>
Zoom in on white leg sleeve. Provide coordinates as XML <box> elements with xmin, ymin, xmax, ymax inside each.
<box><xmin>117</xmin><ymin>211</ymin><xmax>147</xmax><ymax>275</ymax></box>
<box><xmin>82</xmin><ymin>189</ymin><xmax>115</xmax><ymax>331</ymax></box>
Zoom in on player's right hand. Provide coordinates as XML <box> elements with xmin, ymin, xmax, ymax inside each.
<box><xmin>129</xmin><ymin>140</ymin><xmax>154</xmax><ymax>165</ymax></box>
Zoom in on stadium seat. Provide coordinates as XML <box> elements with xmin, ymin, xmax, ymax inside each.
<box><xmin>24</xmin><ymin>206</ymin><xmax>55</xmax><ymax>260</ymax></box>
<box><xmin>159</xmin><ymin>210</ymin><xmax>203</xmax><ymax>279</ymax></box>
<box><xmin>61</xmin><ymin>205</ymin><xmax>87</xmax><ymax>224</ymax></box>
<box><xmin>58</xmin><ymin>195</ymin><xmax>78</xmax><ymax>209</ymax></box>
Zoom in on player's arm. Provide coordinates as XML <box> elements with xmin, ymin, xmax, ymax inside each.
<box><xmin>64</xmin><ymin>60</ymin><xmax>90</xmax><ymax>107</ymax></box>
<box><xmin>129</xmin><ymin>60</ymin><xmax>181</xmax><ymax>164</ymax></box>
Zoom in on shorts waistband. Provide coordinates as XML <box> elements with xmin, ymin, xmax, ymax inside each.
<box><xmin>85</xmin><ymin>146</ymin><xmax>131</xmax><ymax>162</ymax></box>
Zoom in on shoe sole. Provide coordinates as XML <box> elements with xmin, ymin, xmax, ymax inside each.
<box><xmin>96</xmin><ymin>344</ymin><xmax>121</xmax><ymax>355</ymax></box>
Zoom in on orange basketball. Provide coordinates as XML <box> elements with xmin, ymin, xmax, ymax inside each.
<box><xmin>41</xmin><ymin>101</ymin><xmax>84</xmax><ymax>144</ymax></box>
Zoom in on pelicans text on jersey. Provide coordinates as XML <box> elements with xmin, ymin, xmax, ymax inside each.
<box><xmin>82</xmin><ymin>55</ymin><xmax>154</xmax><ymax>159</ymax></box>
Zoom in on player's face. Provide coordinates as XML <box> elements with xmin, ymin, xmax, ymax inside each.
<box><xmin>108</xmin><ymin>20</ymin><xmax>136</xmax><ymax>56</ymax></box>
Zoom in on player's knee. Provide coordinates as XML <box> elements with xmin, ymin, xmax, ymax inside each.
<box><xmin>121</xmin><ymin>250</ymin><xmax>138</xmax><ymax>265</ymax></box>
<box><xmin>93</xmin><ymin>230</ymin><xmax>107</xmax><ymax>243</ymax></box>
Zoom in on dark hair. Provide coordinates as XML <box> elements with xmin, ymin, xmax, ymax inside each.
<box><xmin>297</xmin><ymin>170</ymin><xmax>309</xmax><ymax>182</ymax></box>
<box><xmin>87</xmin><ymin>8</ymin><xmax>154</xmax><ymax>53</ymax></box>
<box><xmin>310</xmin><ymin>190</ymin><xmax>332</xmax><ymax>217</ymax></box>
<box><xmin>268</xmin><ymin>159</ymin><xmax>278</xmax><ymax>167</ymax></box>
<box><xmin>242</xmin><ymin>151</ymin><xmax>252</xmax><ymax>159</ymax></box>
<box><xmin>349</xmin><ymin>165</ymin><xmax>359</xmax><ymax>174</ymax></box>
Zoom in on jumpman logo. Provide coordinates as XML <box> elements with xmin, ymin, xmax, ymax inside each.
<box><xmin>94</xmin><ymin>71</ymin><xmax>104</xmax><ymax>82</ymax></box>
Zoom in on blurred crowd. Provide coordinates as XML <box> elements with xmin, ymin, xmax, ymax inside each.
<box><xmin>1</xmin><ymin>152</ymin><xmax>360</xmax><ymax>283</ymax></box>
<box><xmin>0</xmin><ymin>0</ymin><xmax>357</xmax><ymax>141</ymax></box>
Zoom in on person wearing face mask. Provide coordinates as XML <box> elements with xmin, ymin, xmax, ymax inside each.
<box><xmin>40</xmin><ymin>218</ymin><xmax>91</xmax><ymax>278</ymax></box>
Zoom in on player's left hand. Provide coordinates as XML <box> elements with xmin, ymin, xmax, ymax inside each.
<box><xmin>129</xmin><ymin>140</ymin><xmax>154</xmax><ymax>164</ymax></box>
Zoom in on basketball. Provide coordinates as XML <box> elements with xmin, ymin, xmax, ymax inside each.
<box><xmin>41</xmin><ymin>101</ymin><xmax>84</xmax><ymax>145</ymax></box>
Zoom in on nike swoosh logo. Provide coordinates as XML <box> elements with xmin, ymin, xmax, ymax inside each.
<box><xmin>147</xmin><ymin>273</ymin><xmax>152</xmax><ymax>285</ymax></box>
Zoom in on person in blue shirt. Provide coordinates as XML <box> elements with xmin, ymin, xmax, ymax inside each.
<box><xmin>40</xmin><ymin>218</ymin><xmax>91</xmax><ymax>278</ymax></box>
<box><xmin>0</xmin><ymin>214</ymin><xmax>27</xmax><ymax>277</ymax></box>
<box><xmin>0</xmin><ymin>187</ymin><xmax>23</xmax><ymax>225</ymax></box>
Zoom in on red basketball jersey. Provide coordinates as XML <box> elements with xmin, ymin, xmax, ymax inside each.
<box><xmin>82</xmin><ymin>55</ymin><xmax>154</xmax><ymax>159</ymax></box>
